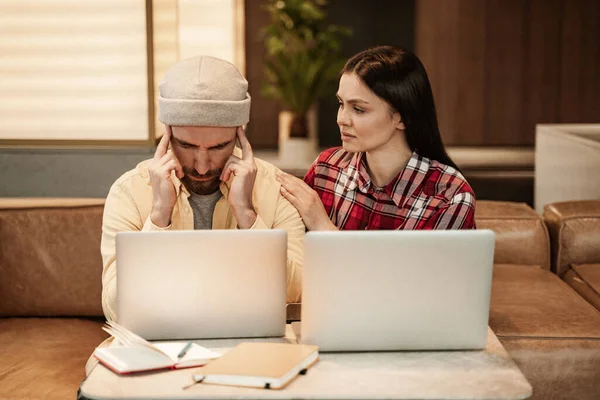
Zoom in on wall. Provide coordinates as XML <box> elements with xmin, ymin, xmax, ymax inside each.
<box><xmin>243</xmin><ymin>0</ymin><xmax>281</xmax><ymax>149</ymax></box>
<box><xmin>246</xmin><ymin>0</ymin><xmax>600</xmax><ymax>148</ymax></box>
<box><xmin>0</xmin><ymin>148</ymin><xmax>153</xmax><ymax>198</ymax></box>
<box><xmin>416</xmin><ymin>0</ymin><xmax>600</xmax><ymax>146</ymax></box>
<box><xmin>244</xmin><ymin>0</ymin><xmax>416</xmax><ymax>149</ymax></box>
<box><xmin>318</xmin><ymin>0</ymin><xmax>416</xmax><ymax>148</ymax></box>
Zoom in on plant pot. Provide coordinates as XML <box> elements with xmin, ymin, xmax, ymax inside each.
<box><xmin>278</xmin><ymin>105</ymin><xmax>318</xmax><ymax>165</ymax></box>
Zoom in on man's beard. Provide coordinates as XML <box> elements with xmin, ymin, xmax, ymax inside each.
<box><xmin>180</xmin><ymin>167</ymin><xmax>222</xmax><ymax>195</ymax></box>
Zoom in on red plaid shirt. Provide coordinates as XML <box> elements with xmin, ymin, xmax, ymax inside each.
<box><xmin>304</xmin><ymin>147</ymin><xmax>476</xmax><ymax>230</ymax></box>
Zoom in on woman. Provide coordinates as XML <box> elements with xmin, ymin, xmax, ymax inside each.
<box><xmin>276</xmin><ymin>45</ymin><xmax>475</xmax><ymax>231</ymax></box>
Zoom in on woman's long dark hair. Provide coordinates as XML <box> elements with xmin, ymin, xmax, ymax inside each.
<box><xmin>341</xmin><ymin>45</ymin><xmax>459</xmax><ymax>171</ymax></box>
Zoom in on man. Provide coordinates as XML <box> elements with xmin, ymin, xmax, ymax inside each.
<box><xmin>100</xmin><ymin>56</ymin><xmax>305</xmax><ymax>321</ymax></box>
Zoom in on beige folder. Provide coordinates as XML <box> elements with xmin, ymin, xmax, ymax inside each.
<box><xmin>192</xmin><ymin>342</ymin><xmax>319</xmax><ymax>389</ymax></box>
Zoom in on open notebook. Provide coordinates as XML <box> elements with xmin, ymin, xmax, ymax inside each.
<box><xmin>94</xmin><ymin>321</ymin><xmax>221</xmax><ymax>374</ymax></box>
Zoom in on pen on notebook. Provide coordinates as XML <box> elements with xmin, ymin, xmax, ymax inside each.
<box><xmin>177</xmin><ymin>341</ymin><xmax>194</xmax><ymax>361</ymax></box>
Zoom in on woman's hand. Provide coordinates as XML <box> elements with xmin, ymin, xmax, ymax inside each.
<box><xmin>276</xmin><ymin>171</ymin><xmax>337</xmax><ymax>231</ymax></box>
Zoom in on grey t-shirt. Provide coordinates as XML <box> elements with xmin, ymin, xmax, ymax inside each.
<box><xmin>187</xmin><ymin>190</ymin><xmax>223</xmax><ymax>230</ymax></box>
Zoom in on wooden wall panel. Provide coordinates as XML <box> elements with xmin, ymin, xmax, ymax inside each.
<box><xmin>434</xmin><ymin>0</ymin><xmax>460</xmax><ymax>144</ymax></box>
<box><xmin>454</xmin><ymin>0</ymin><xmax>486</xmax><ymax>145</ymax></box>
<box><xmin>485</xmin><ymin>0</ymin><xmax>528</xmax><ymax>145</ymax></box>
<box><xmin>416</xmin><ymin>0</ymin><xmax>600</xmax><ymax>146</ymax></box>
<box><xmin>417</xmin><ymin>0</ymin><xmax>487</xmax><ymax>145</ymax></box>
<box><xmin>415</xmin><ymin>0</ymin><xmax>436</xmax><ymax>76</ymax></box>
<box><xmin>521</xmin><ymin>0</ymin><xmax>562</xmax><ymax>144</ymax></box>
<box><xmin>243</xmin><ymin>0</ymin><xmax>279</xmax><ymax>149</ymax></box>
<box><xmin>560</xmin><ymin>0</ymin><xmax>600</xmax><ymax>123</ymax></box>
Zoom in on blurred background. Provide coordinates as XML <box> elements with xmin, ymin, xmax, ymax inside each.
<box><xmin>0</xmin><ymin>0</ymin><xmax>598</xmax><ymax>210</ymax></box>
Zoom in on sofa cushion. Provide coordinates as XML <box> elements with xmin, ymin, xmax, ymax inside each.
<box><xmin>476</xmin><ymin>201</ymin><xmax>550</xmax><ymax>269</ymax></box>
<box><xmin>543</xmin><ymin>200</ymin><xmax>600</xmax><ymax>275</ymax></box>
<box><xmin>490</xmin><ymin>264</ymin><xmax>600</xmax><ymax>338</ymax></box>
<box><xmin>0</xmin><ymin>200</ymin><xmax>105</xmax><ymax>317</ymax></box>
<box><xmin>0</xmin><ymin>317</ymin><xmax>107</xmax><ymax>400</ymax></box>
<box><xmin>563</xmin><ymin>264</ymin><xmax>600</xmax><ymax>311</ymax></box>
<box><xmin>500</xmin><ymin>337</ymin><xmax>600</xmax><ymax>400</ymax></box>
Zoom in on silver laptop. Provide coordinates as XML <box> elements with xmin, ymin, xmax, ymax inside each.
<box><xmin>116</xmin><ymin>230</ymin><xmax>287</xmax><ymax>340</ymax></box>
<box><xmin>300</xmin><ymin>230</ymin><xmax>495</xmax><ymax>351</ymax></box>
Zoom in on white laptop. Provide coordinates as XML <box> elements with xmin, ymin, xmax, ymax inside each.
<box><xmin>299</xmin><ymin>230</ymin><xmax>495</xmax><ymax>351</ymax></box>
<box><xmin>116</xmin><ymin>230</ymin><xmax>287</xmax><ymax>340</ymax></box>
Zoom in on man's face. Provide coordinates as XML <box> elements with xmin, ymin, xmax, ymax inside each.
<box><xmin>169</xmin><ymin>126</ymin><xmax>237</xmax><ymax>195</ymax></box>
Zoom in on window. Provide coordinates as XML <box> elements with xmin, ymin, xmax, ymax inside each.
<box><xmin>0</xmin><ymin>0</ymin><xmax>154</xmax><ymax>145</ymax></box>
<box><xmin>0</xmin><ymin>0</ymin><xmax>244</xmax><ymax>146</ymax></box>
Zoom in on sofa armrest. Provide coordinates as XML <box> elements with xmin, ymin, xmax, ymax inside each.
<box><xmin>0</xmin><ymin>197</ymin><xmax>105</xmax><ymax>209</ymax></box>
<box><xmin>475</xmin><ymin>201</ymin><xmax>551</xmax><ymax>269</ymax></box>
<box><xmin>543</xmin><ymin>200</ymin><xmax>600</xmax><ymax>276</ymax></box>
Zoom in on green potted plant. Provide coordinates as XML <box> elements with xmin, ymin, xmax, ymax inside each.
<box><xmin>261</xmin><ymin>0</ymin><xmax>351</xmax><ymax>162</ymax></box>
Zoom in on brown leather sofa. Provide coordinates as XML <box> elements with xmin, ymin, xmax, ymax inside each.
<box><xmin>1</xmin><ymin>198</ymin><xmax>599</xmax><ymax>400</ymax></box>
<box><xmin>0</xmin><ymin>199</ymin><xmax>108</xmax><ymax>400</ymax></box>
<box><xmin>476</xmin><ymin>201</ymin><xmax>600</xmax><ymax>400</ymax></box>
<box><xmin>544</xmin><ymin>200</ymin><xmax>600</xmax><ymax>311</ymax></box>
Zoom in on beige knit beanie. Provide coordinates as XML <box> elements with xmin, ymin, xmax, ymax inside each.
<box><xmin>158</xmin><ymin>56</ymin><xmax>251</xmax><ymax>127</ymax></box>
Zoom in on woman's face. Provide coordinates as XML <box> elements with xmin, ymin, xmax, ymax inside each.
<box><xmin>336</xmin><ymin>73</ymin><xmax>404</xmax><ymax>153</ymax></box>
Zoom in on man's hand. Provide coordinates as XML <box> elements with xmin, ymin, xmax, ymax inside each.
<box><xmin>148</xmin><ymin>126</ymin><xmax>183</xmax><ymax>228</ymax></box>
<box><xmin>220</xmin><ymin>126</ymin><xmax>258</xmax><ymax>229</ymax></box>
<box><xmin>276</xmin><ymin>172</ymin><xmax>337</xmax><ymax>231</ymax></box>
